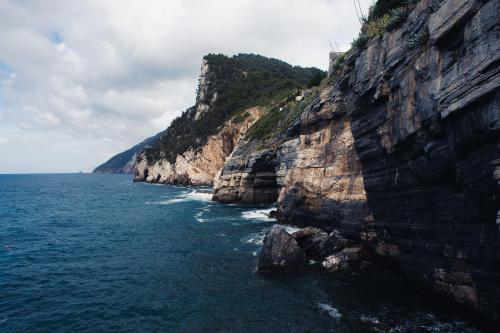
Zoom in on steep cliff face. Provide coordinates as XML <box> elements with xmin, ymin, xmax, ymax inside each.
<box><xmin>213</xmin><ymin>0</ymin><xmax>500</xmax><ymax>320</ymax></box>
<box><xmin>133</xmin><ymin>53</ymin><xmax>325</xmax><ymax>185</ymax></box>
<box><xmin>213</xmin><ymin>85</ymin><xmax>369</xmax><ymax>236</ymax></box>
<box><xmin>336</xmin><ymin>0</ymin><xmax>499</xmax><ymax>320</ymax></box>
<box><xmin>134</xmin><ymin>107</ymin><xmax>262</xmax><ymax>185</ymax></box>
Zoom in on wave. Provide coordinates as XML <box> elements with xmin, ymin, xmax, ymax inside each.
<box><xmin>283</xmin><ymin>225</ymin><xmax>300</xmax><ymax>234</ymax></box>
<box><xmin>241</xmin><ymin>224</ymin><xmax>301</xmax><ymax>246</ymax></box>
<box><xmin>185</xmin><ymin>190</ymin><xmax>213</xmax><ymax>201</ymax></box>
<box><xmin>194</xmin><ymin>211</ymin><xmax>206</xmax><ymax>223</ymax></box>
<box><xmin>241</xmin><ymin>231</ymin><xmax>267</xmax><ymax>245</ymax></box>
<box><xmin>318</xmin><ymin>303</ymin><xmax>342</xmax><ymax>320</ymax></box>
<box><xmin>146</xmin><ymin>189</ymin><xmax>213</xmax><ymax>205</ymax></box>
<box><xmin>240</xmin><ymin>208</ymin><xmax>275</xmax><ymax>222</ymax></box>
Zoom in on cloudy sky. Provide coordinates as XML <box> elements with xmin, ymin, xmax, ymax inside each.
<box><xmin>0</xmin><ymin>0</ymin><xmax>372</xmax><ymax>173</ymax></box>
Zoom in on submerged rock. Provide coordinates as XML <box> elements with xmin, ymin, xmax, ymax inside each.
<box><xmin>257</xmin><ymin>225</ymin><xmax>307</xmax><ymax>273</ymax></box>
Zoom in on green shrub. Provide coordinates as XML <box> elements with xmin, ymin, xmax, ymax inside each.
<box><xmin>332</xmin><ymin>52</ymin><xmax>347</xmax><ymax>74</ymax></box>
<box><xmin>368</xmin><ymin>0</ymin><xmax>406</xmax><ymax>21</ymax></box>
<box><xmin>351</xmin><ymin>0</ymin><xmax>420</xmax><ymax>50</ymax></box>
<box><xmin>429</xmin><ymin>0</ymin><xmax>445</xmax><ymax>13</ymax></box>
<box><xmin>146</xmin><ymin>54</ymin><xmax>324</xmax><ymax>163</ymax></box>
<box><xmin>246</xmin><ymin>88</ymin><xmax>319</xmax><ymax>142</ymax></box>
<box><xmin>352</xmin><ymin>33</ymin><xmax>370</xmax><ymax>49</ymax></box>
<box><xmin>386</xmin><ymin>6</ymin><xmax>412</xmax><ymax>31</ymax></box>
<box><xmin>405</xmin><ymin>28</ymin><xmax>429</xmax><ymax>48</ymax></box>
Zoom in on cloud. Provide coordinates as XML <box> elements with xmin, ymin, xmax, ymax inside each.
<box><xmin>0</xmin><ymin>0</ymin><xmax>372</xmax><ymax>173</ymax></box>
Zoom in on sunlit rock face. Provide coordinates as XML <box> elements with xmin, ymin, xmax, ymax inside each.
<box><xmin>213</xmin><ymin>84</ymin><xmax>370</xmax><ymax>238</ymax></box>
<box><xmin>133</xmin><ymin>53</ymin><xmax>325</xmax><ymax>186</ymax></box>
<box><xmin>134</xmin><ymin>107</ymin><xmax>262</xmax><ymax>186</ymax></box>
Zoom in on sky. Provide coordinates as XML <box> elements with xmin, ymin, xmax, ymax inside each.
<box><xmin>0</xmin><ymin>0</ymin><xmax>372</xmax><ymax>173</ymax></box>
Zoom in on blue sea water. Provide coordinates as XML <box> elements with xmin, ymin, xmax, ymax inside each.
<box><xmin>0</xmin><ymin>174</ymin><xmax>483</xmax><ymax>332</ymax></box>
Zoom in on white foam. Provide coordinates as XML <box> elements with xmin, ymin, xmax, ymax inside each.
<box><xmin>360</xmin><ymin>314</ymin><xmax>379</xmax><ymax>324</ymax></box>
<box><xmin>318</xmin><ymin>303</ymin><xmax>342</xmax><ymax>320</ymax></box>
<box><xmin>147</xmin><ymin>189</ymin><xmax>213</xmax><ymax>205</ymax></box>
<box><xmin>241</xmin><ymin>231</ymin><xmax>266</xmax><ymax>245</ymax></box>
<box><xmin>283</xmin><ymin>225</ymin><xmax>301</xmax><ymax>234</ymax></box>
<box><xmin>241</xmin><ymin>208</ymin><xmax>275</xmax><ymax>222</ymax></box>
<box><xmin>185</xmin><ymin>190</ymin><xmax>213</xmax><ymax>201</ymax></box>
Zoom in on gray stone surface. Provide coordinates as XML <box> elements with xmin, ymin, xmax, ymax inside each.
<box><xmin>257</xmin><ymin>225</ymin><xmax>307</xmax><ymax>273</ymax></box>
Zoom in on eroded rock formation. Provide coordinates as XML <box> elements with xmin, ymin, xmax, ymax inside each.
<box><xmin>218</xmin><ymin>0</ymin><xmax>500</xmax><ymax>321</ymax></box>
<box><xmin>134</xmin><ymin>107</ymin><xmax>262</xmax><ymax>185</ymax></box>
<box><xmin>131</xmin><ymin>54</ymin><xmax>325</xmax><ymax>186</ymax></box>
<box><xmin>336</xmin><ymin>0</ymin><xmax>500</xmax><ymax>320</ymax></box>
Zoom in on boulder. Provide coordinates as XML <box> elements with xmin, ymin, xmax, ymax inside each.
<box><xmin>257</xmin><ymin>225</ymin><xmax>307</xmax><ymax>273</ymax></box>
<box><xmin>292</xmin><ymin>227</ymin><xmax>352</xmax><ymax>260</ymax></box>
<box><xmin>292</xmin><ymin>227</ymin><xmax>329</xmax><ymax>260</ymax></box>
<box><xmin>322</xmin><ymin>253</ymin><xmax>349</xmax><ymax>272</ymax></box>
<box><xmin>321</xmin><ymin>246</ymin><xmax>365</xmax><ymax>272</ymax></box>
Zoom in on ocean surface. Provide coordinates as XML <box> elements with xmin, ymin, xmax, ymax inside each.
<box><xmin>0</xmin><ymin>174</ymin><xmax>484</xmax><ymax>332</ymax></box>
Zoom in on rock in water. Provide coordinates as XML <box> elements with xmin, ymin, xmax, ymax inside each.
<box><xmin>292</xmin><ymin>227</ymin><xmax>329</xmax><ymax>260</ymax></box>
<box><xmin>257</xmin><ymin>225</ymin><xmax>307</xmax><ymax>273</ymax></box>
<box><xmin>292</xmin><ymin>227</ymin><xmax>352</xmax><ymax>260</ymax></box>
<box><xmin>322</xmin><ymin>247</ymin><xmax>365</xmax><ymax>272</ymax></box>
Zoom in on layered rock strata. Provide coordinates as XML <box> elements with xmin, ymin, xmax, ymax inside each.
<box><xmin>337</xmin><ymin>0</ymin><xmax>500</xmax><ymax>320</ymax></box>
<box><xmin>132</xmin><ymin>54</ymin><xmax>325</xmax><ymax>186</ymax></box>
<box><xmin>219</xmin><ymin>0</ymin><xmax>500</xmax><ymax>321</ymax></box>
<box><xmin>213</xmin><ymin>85</ymin><xmax>370</xmax><ymax>236</ymax></box>
<box><xmin>134</xmin><ymin>107</ymin><xmax>262</xmax><ymax>185</ymax></box>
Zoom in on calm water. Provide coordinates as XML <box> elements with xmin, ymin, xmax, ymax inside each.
<box><xmin>0</xmin><ymin>174</ymin><xmax>483</xmax><ymax>332</ymax></box>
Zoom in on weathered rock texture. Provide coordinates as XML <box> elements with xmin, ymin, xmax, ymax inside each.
<box><xmin>213</xmin><ymin>85</ymin><xmax>370</xmax><ymax>236</ymax></box>
<box><xmin>257</xmin><ymin>225</ymin><xmax>307</xmax><ymax>273</ymax></box>
<box><xmin>217</xmin><ymin>0</ymin><xmax>500</xmax><ymax>321</ymax></box>
<box><xmin>131</xmin><ymin>53</ymin><xmax>325</xmax><ymax>186</ymax></box>
<box><xmin>337</xmin><ymin>0</ymin><xmax>500</xmax><ymax>321</ymax></box>
<box><xmin>134</xmin><ymin>107</ymin><xmax>262</xmax><ymax>185</ymax></box>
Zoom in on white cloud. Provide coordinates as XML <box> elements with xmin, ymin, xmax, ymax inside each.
<box><xmin>0</xmin><ymin>0</ymin><xmax>373</xmax><ymax>173</ymax></box>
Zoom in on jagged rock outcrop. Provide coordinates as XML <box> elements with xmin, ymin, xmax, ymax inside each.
<box><xmin>213</xmin><ymin>84</ymin><xmax>370</xmax><ymax>236</ymax></box>
<box><xmin>132</xmin><ymin>53</ymin><xmax>325</xmax><ymax>186</ymax></box>
<box><xmin>134</xmin><ymin>107</ymin><xmax>262</xmax><ymax>185</ymax></box>
<box><xmin>335</xmin><ymin>0</ymin><xmax>499</xmax><ymax>321</ymax></box>
<box><xmin>257</xmin><ymin>225</ymin><xmax>307</xmax><ymax>273</ymax></box>
<box><xmin>212</xmin><ymin>143</ymin><xmax>280</xmax><ymax>203</ymax></box>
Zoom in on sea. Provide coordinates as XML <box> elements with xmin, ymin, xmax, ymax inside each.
<box><xmin>0</xmin><ymin>173</ymin><xmax>484</xmax><ymax>332</ymax></box>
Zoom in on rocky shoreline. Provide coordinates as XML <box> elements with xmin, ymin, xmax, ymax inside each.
<box><xmin>96</xmin><ymin>0</ymin><xmax>500</xmax><ymax>326</ymax></box>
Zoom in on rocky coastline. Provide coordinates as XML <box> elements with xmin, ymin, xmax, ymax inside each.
<box><xmin>96</xmin><ymin>0</ymin><xmax>499</xmax><ymax>326</ymax></box>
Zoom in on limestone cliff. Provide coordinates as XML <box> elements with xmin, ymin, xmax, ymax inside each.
<box><xmin>134</xmin><ymin>107</ymin><xmax>262</xmax><ymax>185</ymax></box>
<box><xmin>132</xmin><ymin>53</ymin><xmax>326</xmax><ymax>185</ymax></box>
<box><xmin>213</xmin><ymin>85</ymin><xmax>370</xmax><ymax>237</ymax></box>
